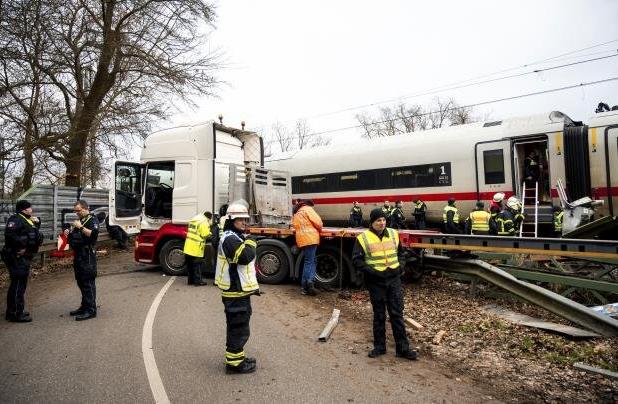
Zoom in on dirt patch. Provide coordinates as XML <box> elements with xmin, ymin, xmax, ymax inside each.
<box><xmin>300</xmin><ymin>275</ymin><xmax>618</xmax><ymax>403</ymax></box>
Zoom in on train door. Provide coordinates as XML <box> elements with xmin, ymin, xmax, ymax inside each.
<box><xmin>563</xmin><ymin>126</ymin><xmax>591</xmax><ymax>201</ymax></box>
<box><xmin>475</xmin><ymin>140</ymin><xmax>512</xmax><ymax>201</ymax></box>
<box><xmin>512</xmin><ymin>138</ymin><xmax>550</xmax><ymax>201</ymax></box>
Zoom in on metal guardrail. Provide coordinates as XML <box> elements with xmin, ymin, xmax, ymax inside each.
<box><xmin>423</xmin><ymin>254</ymin><xmax>618</xmax><ymax>337</ymax></box>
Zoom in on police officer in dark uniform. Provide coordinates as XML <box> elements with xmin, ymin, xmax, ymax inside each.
<box><xmin>2</xmin><ymin>200</ymin><xmax>43</xmax><ymax>322</ymax></box>
<box><xmin>390</xmin><ymin>200</ymin><xmax>406</xmax><ymax>229</ymax></box>
<box><xmin>349</xmin><ymin>201</ymin><xmax>363</xmax><ymax>227</ymax></box>
<box><xmin>412</xmin><ymin>199</ymin><xmax>427</xmax><ymax>230</ymax></box>
<box><xmin>64</xmin><ymin>200</ymin><xmax>99</xmax><ymax>321</ymax></box>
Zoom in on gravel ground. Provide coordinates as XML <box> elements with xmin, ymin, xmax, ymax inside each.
<box><xmin>326</xmin><ymin>275</ymin><xmax>618</xmax><ymax>403</ymax></box>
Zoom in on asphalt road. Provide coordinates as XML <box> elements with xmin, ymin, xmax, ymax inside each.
<box><xmin>0</xmin><ymin>252</ymin><xmax>498</xmax><ymax>403</ymax></box>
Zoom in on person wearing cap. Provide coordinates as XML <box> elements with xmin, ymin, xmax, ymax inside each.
<box><xmin>442</xmin><ymin>198</ymin><xmax>461</xmax><ymax>234</ymax></box>
<box><xmin>412</xmin><ymin>199</ymin><xmax>427</xmax><ymax>230</ymax></box>
<box><xmin>390</xmin><ymin>200</ymin><xmax>406</xmax><ymax>230</ymax></box>
<box><xmin>349</xmin><ymin>201</ymin><xmax>363</xmax><ymax>227</ymax></box>
<box><xmin>464</xmin><ymin>202</ymin><xmax>491</xmax><ymax>235</ymax></box>
<box><xmin>292</xmin><ymin>199</ymin><xmax>323</xmax><ymax>296</ymax></box>
<box><xmin>352</xmin><ymin>208</ymin><xmax>418</xmax><ymax>361</ymax></box>
<box><xmin>381</xmin><ymin>200</ymin><xmax>393</xmax><ymax>226</ymax></box>
<box><xmin>215</xmin><ymin>200</ymin><xmax>260</xmax><ymax>374</ymax></box>
<box><xmin>65</xmin><ymin>199</ymin><xmax>100</xmax><ymax>321</ymax></box>
<box><xmin>183</xmin><ymin>210</ymin><xmax>212</xmax><ymax>286</ymax></box>
<box><xmin>1</xmin><ymin>200</ymin><xmax>43</xmax><ymax>322</ymax></box>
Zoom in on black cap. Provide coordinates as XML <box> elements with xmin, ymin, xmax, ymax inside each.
<box><xmin>370</xmin><ymin>208</ymin><xmax>386</xmax><ymax>224</ymax></box>
<box><xmin>476</xmin><ymin>201</ymin><xmax>485</xmax><ymax>209</ymax></box>
<box><xmin>15</xmin><ymin>200</ymin><xmax>31</xmax><ymax>212</ymax></box>
<box><xmin>448</xmin><ymin>198</ymin><xmax>456</xmax><ymax>205</ymax></box>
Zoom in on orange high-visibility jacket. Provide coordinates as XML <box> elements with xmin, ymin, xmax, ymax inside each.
<box><xmin>292</xmin><ymin>206</ymin><xmax>323</xmax><ymax>247</ymax></box>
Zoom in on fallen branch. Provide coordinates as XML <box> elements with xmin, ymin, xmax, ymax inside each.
<box><xmin>432</xmin><ymin>330</ymin><xmax>446</xmax><ymax>345</ymax></box>
<box><xmin>318</xmin><ymin>308</ymin><xmax>341</xmax><ymax>342</ymax></box>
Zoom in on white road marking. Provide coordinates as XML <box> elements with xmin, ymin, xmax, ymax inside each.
<box><xmin>142</xmin><ymin>276</ymin><xmax>176</xmax><ymax>404</ymax></box>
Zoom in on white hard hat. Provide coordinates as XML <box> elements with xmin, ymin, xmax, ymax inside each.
<box><xmin>226</xmin><ymin>200</ymin><xmax>250</xmax><ymax>220</ymax></box>
<box><xmin>506</xmin><ymin>196</ymin><xmax>521</xmax><ymax>210</ymax></box>
<box><xmin>493</xmin><ymin>192</ymin><xmax>505</xmax><ymax>203</ymax></box>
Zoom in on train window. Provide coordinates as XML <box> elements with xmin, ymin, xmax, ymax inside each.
<box><xmin>483</xmin><ymin>149</ymin><xmax>505</xmax><ymax>184</ymax></box>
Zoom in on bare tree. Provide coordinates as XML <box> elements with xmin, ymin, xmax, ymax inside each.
<box><xmin>355</xmin><ymin>97</ymin><xmax>479</xmax><ymax>138</ymax></box>
<box><xmin>271</xmin><ymin>121</ymin><xmax>293</xmax><ymax>153</ymax></box>
<box><xmin>0</xmin><ymin>0</ymin><xmax>220</xmax><ymax>188</ymax></box>
<box><xmin>294</xmin><ymin>119</ymin><xmax>331</xmax><ymax>150</ymax></box>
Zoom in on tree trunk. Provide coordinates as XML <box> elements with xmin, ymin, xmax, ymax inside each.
<box><xmin>21</xmin><ymin>122</ymin><xmax>35</xmax><ymax>193</ymax></box>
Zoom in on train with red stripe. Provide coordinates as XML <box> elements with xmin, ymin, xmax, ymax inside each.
<box><xmin>267</xmin><ymin>110</ymin><xmax>618</xmax><ymax>230</ymax></box>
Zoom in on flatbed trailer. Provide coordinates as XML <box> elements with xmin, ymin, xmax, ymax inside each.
<box><xmin>247</xmin><ymin>226</ymin><xmax>618</xmax><ymax>287</ymax></box>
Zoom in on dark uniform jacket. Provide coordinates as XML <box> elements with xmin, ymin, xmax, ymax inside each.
<box><xmin>390</xmin><ymin>207</ymin><xmax>406</xmax><ymax>229</ymax></box>
<box><xmin>68</xmin><ymin>214</ymin><xmax>99</xmax><ymax>274</ymax></box>
<box><xmin>352</xmin><ymin>228</ymin><xmax>404</xmax><ymax>286</ymax></box>
<box><xmin>220</xmin><ymin>227</ymin><xmax>258</xmax><ymax>298</ymax></box>
<box><xmin>2</xmin><ymin>213</ymin><xmax>43</xmax><ymax>275</ymax></box>
<box><xmin>349</xmin><ymin>207</ymin><xmax>363</xmax><ymax>227</ymax></box>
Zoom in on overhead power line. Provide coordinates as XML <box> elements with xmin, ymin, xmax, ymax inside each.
<box><xmin>256</xmin><ymin>39</ymin><xmax>618</xmax><ymax>129</ymax></box>
<box><xmin>264</xmin><ymin>75</ymin><xmax>618</xmax><ymax>145</ymax></box>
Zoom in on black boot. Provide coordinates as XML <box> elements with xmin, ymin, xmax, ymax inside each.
<box><xmin>8</xmin><ymin>313</ymin><xmax>32</xmax><ymax>323</ymax></box>
<box><xmin>396</xmin><ymin>350</ymin><xmax>418</xmax><ymax>360</ymax></box>
<box><xmin>70</xmin><ymin>308</ymin><xmax>86</xmax><ymax>316</ymax></box>
<box><xmin>193</xmin><ymin>280</ymin><xmax>208</xmax><ymax>286</ymax></box>
<box><xmin>368</xmin><ymin>348</ymin><xmax>386</xmax><ymax>358</ymax></box>
<box><xmin>75</xmin><ymin>312</ymin><xmax>97</xmax><ymax>321</ymax></box>
<box><xmin>306</xmin><ymin>282</ymin><xmax>318</xmax><ymax>296</ymax></box>
<box><xmin>226</xmin><ymin>360</ymin><xmax>256</xmax><ymax>374</ymax></box>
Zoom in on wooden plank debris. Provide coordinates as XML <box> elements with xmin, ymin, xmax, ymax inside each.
<box><xmin>404</xmin><ymin>317</ymin><xmax>424</xmax><ymax>330</ymax></box>
<box><xmin>432</xmin><ymin>330</ymin><xmax>446</xmax><ymax>345</ymax></box>
<box><xmin>483</xmin><ymin>304</ymin><xmax>601</xmax><ymax>339</ymax></box>
<box><xmin>318</xmin><ymin>308</ymin><xmax>341</xmax><ymax>342</ymax></box>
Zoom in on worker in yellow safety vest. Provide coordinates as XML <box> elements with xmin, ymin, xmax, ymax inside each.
<box><xmin>553</xmin><ymin>206</ymin><xmax>563</xmax><ymax>237</ymax></box>
<box><xmin>465</xmin><ymin>202</ymin><xmax>491</xmax><ymax>235</ymax></box>
<box><xmin>442</xmin><ymin>198</ymin><xmax>461</xmax><ymax>234</ymax></box>
<box><xmin>352</xmin><ymin>208</ymin><xmax>418</xmax><ymax>361</ymax></box>
<box><xmin>183</xmin><ymin>211</ymin><xmax>212</xmax><ymax>286</ymax></box>
<box><xmin>215</xmin><ymin>200</ymin><xmax>260</xmax><ymax>374</ymax></box>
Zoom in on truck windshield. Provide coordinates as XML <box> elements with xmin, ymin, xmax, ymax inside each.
<box><xmin>144</xmin><ymin>162</ymin><xmax>175</xmax><ymax>218</ymax></box>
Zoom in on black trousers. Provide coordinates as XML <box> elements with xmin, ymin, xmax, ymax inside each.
<box><xmin>223</xmin><ymin>297</ymin><xmax>252</xmax><ymax>364</ymax></box>
<box><xmin>414</xmin><ymin>215</ymin><xmax>425</xmax><ymax>230</ymax></box>
<box><xmin>185</xmin><ymin>255</ymin><xmax>203</xmax><ymax>284</ymax></box>
<box><xmin>367</xmin><ymin>277</ymin><xmax>410</xmax><ymax>353</ymax></box>
<box><xmin>7</xmin><ymin>274</ymin><xmax>29</xmax><ymax>317</ymax></box>
<box><xmin>74</xmin><ymin>249</ymin><xmax>97</xmax><ymax>314</ymax></box>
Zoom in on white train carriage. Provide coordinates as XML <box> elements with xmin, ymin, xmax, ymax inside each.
<box><xmin>267</xmin><ymin>110</ymin><xmax>618</xmax><ymax>229</ymax></box>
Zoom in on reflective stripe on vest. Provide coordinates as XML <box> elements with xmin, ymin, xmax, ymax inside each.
<box><xmin>554</xmin><ymin>211</ymin><xmax>563</xmax><ymax>231</ymax></box>
<box><xmin>183</xmin><ymin>214</ymin><xmax>210</xmax><ymax>257</ymax></box>
<box><xmin>442</xmin><ymin>206</ymin><xmax>460</xmax><ymax>223</ymax></box>
<box><xmin>496</xmin><ymin>217</ymin><xmax>515</xmax><ymax>236</ymax></box>
<box><xmin>214</xmin><ymin>231</ymin><xmax>259</xmax><ymax>295</ymax></box>
<box><xmin>470</xmin><ymin>210</ymin><xmax>490</xmax><ymax>232</ymax></box>
<box><xmin>18</xmin><ymin>213</ymin><xmax>35</xmax><ymax>227</ymax></box>
<box><xmin>356</xmin><ymin>228</ymin><xmax>400</xmax><ymax>272</ymax></box>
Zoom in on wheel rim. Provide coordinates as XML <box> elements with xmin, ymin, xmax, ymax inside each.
<box><xmin>166</xmin><ymin>248</ymin><xmax>185</xmax><ymax>271</ymax></box>
<box><xmin>259</xmin><ymin>253</ymin><xmax>281</xmax><ymax>277</ymax></box>
<box><xmin>315</xmin><ymin>254</ymin><xmax>339</xmax><ymax>284</ymax></box>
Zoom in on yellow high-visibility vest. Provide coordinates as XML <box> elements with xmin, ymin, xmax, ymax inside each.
<box><xmin>442</xmin><ymin>206</ymin><xmax>460</xmax><ymax>223</ymax></box>
<box><xmin>469</xmin><ymin>210</ymin><xmax>490</xmax><ymax>233</ymax></box>
<box><xmin>183</xmin><ymin>213</ymin><xmax>211</xmax><ymax>257</ymax></box>
<box><xmin>554</xmin><ymin>211</ymin><xmax>564</xmax><ymax>232</ymax></box>
<box><xmin>356</xmin><ymin>228</ymin><xmax>400</xmax><ymax>272</ymax></box>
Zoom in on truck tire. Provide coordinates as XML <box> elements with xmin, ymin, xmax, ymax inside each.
<box><xmin>159</xmin><ymin>239</ymin><xmax>187</xmax><ymax>276</ymax></box>
<box><xmin>256</xmin><ymin>244</ymin><xmax>289</xmax><ymax>284</ymax></box>
<box><xmin>313</xmin><ymin>245</ymin><xmax>351</xmax><ymax>289</ymax></box>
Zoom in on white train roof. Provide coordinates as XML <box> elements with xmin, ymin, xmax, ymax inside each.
<box><xmin>267</xmin><ymin>111</ymin><xmax>570</xmax><ymax>175</ymax></box>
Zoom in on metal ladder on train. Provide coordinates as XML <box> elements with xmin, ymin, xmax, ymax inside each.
<box><xmin>520</xmin><ymin>181</ymin><xmax>538</xmax><ymax>237</ymax></box>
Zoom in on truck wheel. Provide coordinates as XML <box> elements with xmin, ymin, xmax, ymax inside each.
<box><xmin>159</xmin><ymin>239</ymin><xmax>187</xmax><ymax>276</ymax></box>
<box><xmin>314</xmin><ymin>245</ymin><xmax>351</xmax><ymax>289</ymax></box>
<box><xmin>256</xmin><ymin>245</ymin><xmax>289</xmax><ymax>284</ymax></box>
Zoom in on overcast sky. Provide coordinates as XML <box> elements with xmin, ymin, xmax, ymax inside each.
<box><xmin>168</xmin><ymin>0</ymin><xmax>618</xmax><ymax>150</ymax></box>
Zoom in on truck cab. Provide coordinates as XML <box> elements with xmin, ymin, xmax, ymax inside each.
<box><xmin>109</xmin><ymin>121</ymin><xmax>271</xmax><ymax>274</ymax></box>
